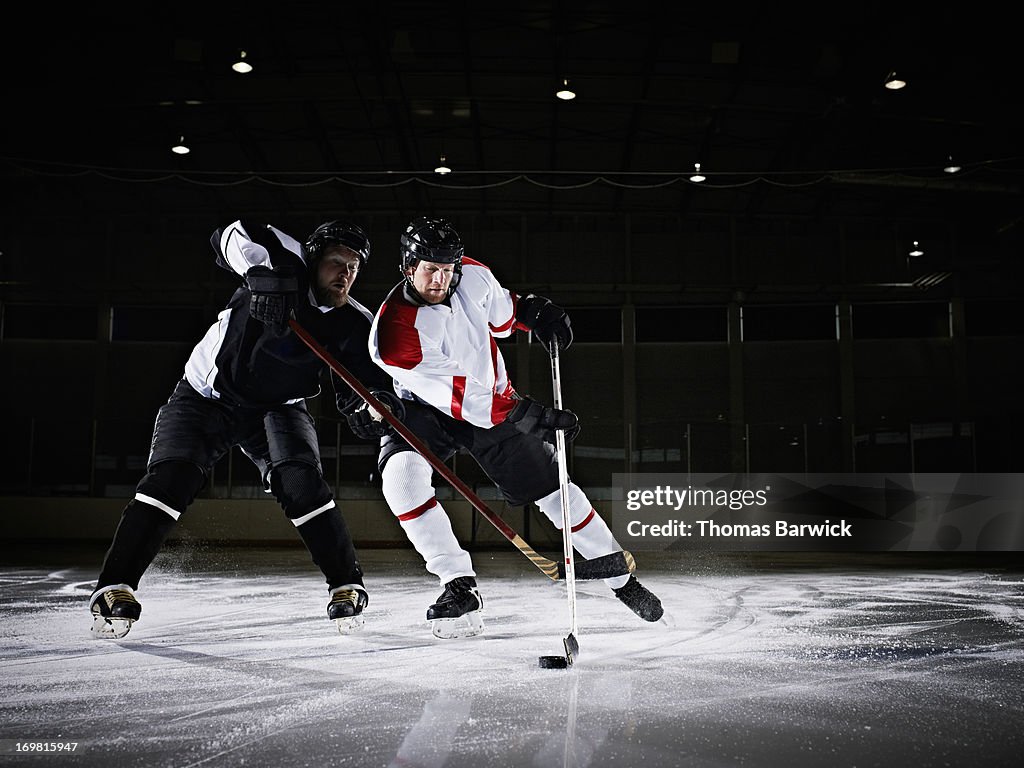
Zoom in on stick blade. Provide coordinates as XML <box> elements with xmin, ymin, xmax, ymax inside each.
<box><xmin>563</xmin><ymin>632</ymin><xmax>580</xmax><ymax>665</ymax></box>
<box><xmin>563</xmin><ymin>550</ymin><xmax>636</xmax><ymax>580</ymax></box>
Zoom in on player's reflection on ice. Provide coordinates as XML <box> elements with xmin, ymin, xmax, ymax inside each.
<box><xmin>387</xmin><ymin>692</ymin><xmax>472</xmax><ymax>768</ymax></box>
<box><xmin>388</xmin><ymin>673</ymin><xmax>633</xmax><ymax>768</ymax></box>
<box><xmin>532</xmin><ymin>672</ymin><xmax>633</xmax><ymax>768</ymax></box>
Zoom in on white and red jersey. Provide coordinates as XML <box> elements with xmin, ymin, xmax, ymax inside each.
<box><xmin>369</xmin><ymin>257</ymin><xmax>527</xmax><ymax>429</ymax></box>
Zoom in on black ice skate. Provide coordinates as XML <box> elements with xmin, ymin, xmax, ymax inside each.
<box><xmin>426</xmin><ymin>576</ymin><xmax>484</xmax><ymax>639</ymax></box>
<box><xmin>89</xmin><ymin>584</ymin><xmax>142</xmax><ymax>639</ymax></box>
<box><xmin>613</xmin><ymin>575</ymin><xmax>664</xmax><ymax>622</ymax></box>
<box><xmin>328</xmin><ymin>586</ymin><xmax>369</xmax><ymax>634</ymax></box>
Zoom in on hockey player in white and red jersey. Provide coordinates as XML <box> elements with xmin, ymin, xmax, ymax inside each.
<box><xmin>367</xmin><ymin>216</ymin><xmax>663</xmax><ymax>639</ymax></box>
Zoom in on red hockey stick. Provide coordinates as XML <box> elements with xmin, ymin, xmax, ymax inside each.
<box><xmin>289</xmin><ymin>318</ymin><xmax>634</xmax><ymax>583</ymax></box>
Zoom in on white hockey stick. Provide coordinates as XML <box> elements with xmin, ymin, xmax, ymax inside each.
<box><xmin>550</xmin><ymin>342</ymin><xmax>580</xmax><ymax>665</ymax></box>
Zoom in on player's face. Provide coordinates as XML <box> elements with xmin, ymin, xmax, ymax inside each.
<box><xmin>407</xmin><ymin>260</ymin><xmax>455</xmax><ymax>304</ymax></box>
<box><xmin>316</xmin><ymin>246</ymin><xmax>360</xmax><ymax>307</ymax></box>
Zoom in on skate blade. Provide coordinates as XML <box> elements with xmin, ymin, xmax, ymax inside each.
<box><xmin>91</xmin><ymin>615</ymin><xmax>134</xmax><ymax>640</ymax></box>
<box><xmin>430</xmin><ymin>610</ymin><xmax>484</xmax><ymax>639</ymax></box>
<box><xmin>335</xmin><ymin>614</ymin><xmax>365</xmax><ymax>635</ymax></box>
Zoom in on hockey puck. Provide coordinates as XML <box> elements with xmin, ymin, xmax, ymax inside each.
<box><xmin>538</xmin><ymin>655</ymin><xmax>568</xmax><ymax>669</ymax></box>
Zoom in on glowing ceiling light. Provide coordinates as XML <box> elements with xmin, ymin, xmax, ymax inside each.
<box><xmin>232</xmin><ymin>50</ymin><xmax>253</xmax><ymax>74</ymax></box>
<box><xmin>555</xmin><ymin>79</ymin><xmax>576</xmax><ymax>100</ymax></box>
<box><xmin>884</xmin><ymin>70</ymin><xmax>906</xmax><ymax>90</ymax></box>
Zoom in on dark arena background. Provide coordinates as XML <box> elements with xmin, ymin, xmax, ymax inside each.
<box><xmin>1</xmin><ymin>3</ymin><xmax>1022</xmax><ymax>766</ymax></box>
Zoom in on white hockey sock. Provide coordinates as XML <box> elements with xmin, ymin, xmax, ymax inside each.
<box><xmin>536</xmin><ymin>483</ymin><xmax>629</xmax><ymax>589</ymax></box>
<box><xmin>382</xmin><ymin>452</ymin><xmax>474</xmax><ymax>584</ymax></box>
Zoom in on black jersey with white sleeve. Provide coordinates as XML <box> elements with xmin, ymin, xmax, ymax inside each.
<box><xmin>183</xmin><ymin>219</ymin><xmax>389</xmax><ymax>410</ymax></box>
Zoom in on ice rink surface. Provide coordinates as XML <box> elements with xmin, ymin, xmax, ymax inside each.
<box><xmin>1</xmin><ymin>544</ymin><xmax>1022</xmax><ymax>767</ymax></box>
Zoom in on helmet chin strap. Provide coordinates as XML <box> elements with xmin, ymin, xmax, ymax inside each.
<box><xmin>400</xmin><ymin>262</ymin><xmax>462</xmax><ymax>305</ymax></box>
<box><xmin>399</xmin><ymin>265</ymin><xmax>429</xmax><ymax>306</ymax></box>
<box><xmin>402</xmin><ymin>279</ymin><xmax>430</xmax><ymax>306</ymax></box>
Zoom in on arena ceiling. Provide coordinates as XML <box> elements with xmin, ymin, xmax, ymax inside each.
<box><xmin>1</xmin><ymin>1</ymin><xmax>1021</xmax><ymax>297</ymax></box>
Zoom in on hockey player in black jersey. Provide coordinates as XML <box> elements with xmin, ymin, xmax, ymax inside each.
<box><xmin>89</xmin><ymin>219</ymin><xmax>402</xmax><ymax>638</ymax></box>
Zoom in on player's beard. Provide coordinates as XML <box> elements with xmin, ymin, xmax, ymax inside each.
<box><xmin>413</xmin><ymin>278</ymin><xmax>449</xmax><ymax>304</ymax></box>
<box><xmin>317</xmin><ymin>280</ymin><xmax>350</xmax><ymax>308</ymax></box>
<box><xmin>420</xmin><ymin>286</ymin><xmax>447</xmax><ymax>304</ymax></box>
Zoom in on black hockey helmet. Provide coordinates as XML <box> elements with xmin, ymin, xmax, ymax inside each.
<box><xmin>400</xmin><ymin>217</ymin><xmax>464</xmax><ymax>269</ymax></box>
<box><xmin>305</xmin><ymin>220</ymin><xmax>371</xmax><ymax>270</ymax></box>
<box><xmin>400</xmin><ymin>216</ymin><xmax>464</xmax><ymax>294</ymax></box>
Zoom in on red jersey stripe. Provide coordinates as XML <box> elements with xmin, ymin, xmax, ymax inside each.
<box><xmin>377</xmin><ymin>294</ymin><xmax>423</xmax><ymax>370</ymax></box>
<box><xmin>451</xmin><ymin>376</ymin><xmax>467</xmax><ymax>419</ymax></box>
<box><xmin>489</xmin><ymin>292</ymin><xmax>518</xmax><ymax>333</ymax></box>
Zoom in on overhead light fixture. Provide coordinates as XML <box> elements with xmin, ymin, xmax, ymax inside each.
<box><xmin>232</xmin><ymin>50</ymin><xmax>253</xmax><ymax>74</ymax></box>
<box><xmin>555</xmin><ymin>79</ymin><xmax>576</xmax><ymax>100</ymax></box>
<box><xmin>943</xmin><ymin>155</ymin><xmax>962</xmax><ymax>174</ymax></box>
<box><xmin>171</xmin><ymin>135</ymin><xmax>190</xmax><ymax>155</ymax></box>
<box><xmin>884</xmin><ymin>71</ymin><xmax>906</xmax><ymax>90</ymax></box>
<box><xmin>908</xmin><ymin>240</ymin><xmax>924</xmax><ymax>257</ymax></box>
<box><xmin>689</xmin><ymin>162</ymin><xmax>706</xmax><ymax>183</ymax></box>
<box><xmin>434</xmin><ymin>155</ymin><xmax>451</xmax><ymax>174</ymax></box>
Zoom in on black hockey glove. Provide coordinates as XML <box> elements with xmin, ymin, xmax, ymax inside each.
<box><xmin>505</xmin><ymin>396</ymin><xmax>580</xmax><ymax>444</ymax></box>
<box><xmin>343</xmin><ymin>390</ymin><xmax>406</xmax><ymax>441</ymax></box>
<box><xmin>516</xmin><ymin>294</ymin><xmax>573</xmax><ymax>352</ymax></box>
<box><xmin>245</xmin><ymin>264</ymin><xmax>301</xmax><ymax>329</ymax></box>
